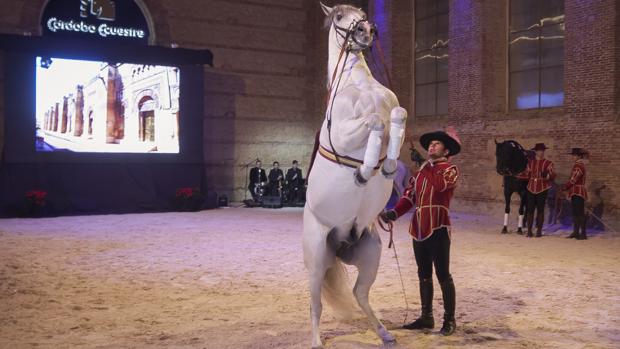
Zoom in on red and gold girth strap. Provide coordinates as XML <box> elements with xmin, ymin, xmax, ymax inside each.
<box><xmin>318</xmin><ymin>145</ymin><xmax>385</xmax><ymax>170</ymax></box>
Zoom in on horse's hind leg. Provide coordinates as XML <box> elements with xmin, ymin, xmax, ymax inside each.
<box><xmin>381</xmin><ymin>107</ymin><xmax>407</xmax><ymax>178</ymax></box>
<box><xmin>303</xmin><ymin>211</ymin><xmax>332</xmax><ymax>349</ymax></box>
<box><xmin>517</xmin><ymin>187</ymin><xmax>527</xmax><ymax>233</ymax></box>
<box><xmin>352</xmin><ymin>226</ymin><xmax>396</xmax><ymax>344</ymax></box>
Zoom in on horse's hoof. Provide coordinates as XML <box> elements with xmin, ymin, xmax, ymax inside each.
<box><xmin>354</xmin><ymin>167</ymin><xmax>368</xmax><ymax>186</ymax></box>
<box><xmin>381</xmin><ymin>159</ymin><xmax>397</xmax><ymax>179</ymax></box>
<box><xmin>517</xmin><ymin>228</ymin><xmax>524</xmax><ymax>235</ymax></box>
<box><xmin>378</xmin><ymin>327</ymin><xmax>396</xmax><ymax>346</ymax></box>
<box><xmin>501</xmin><ymin>226</ymin><xmax>508</xmax><ymax>234</ymax></box>
<box><xmin>381</xmin><ymin>338</ymin><xmax>397</xmax><ymax>348</ymax></box>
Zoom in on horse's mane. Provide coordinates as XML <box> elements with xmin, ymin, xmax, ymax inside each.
<box><xmin>323</xmin><ymin>5</ymin><xmax>366</xmax><ymax>29</ymax></box>
<box><xmin>496</xmin><ymin>140</ymin><xmax>529</xmax><ymax>176</ymax></box>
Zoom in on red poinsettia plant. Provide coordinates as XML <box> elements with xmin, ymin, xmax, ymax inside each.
<box><xmin>174</xmin><ymin>187</ymin><xmax>204</xmax><ymax>211</ymax></box>
<box><xmin>175</xmin><ymin>187</ymin><xmax>196</xmax><ymax>198</ymax></box>
<box><xmin>26</xmin><ymin>190</ymin><xmax>48</xmax><ymax>207</ymax></box>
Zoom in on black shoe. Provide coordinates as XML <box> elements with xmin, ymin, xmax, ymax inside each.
<box><xmin>403</xmin><ymin>316</ymin><xmax>434</xmax><ymax>330</ymax></box>
<box><xmin>535</xmin><ymin>229</ymin><xmax>542</xmax><ymax>238</ymax></box>
<box><xmin>440</xmin><ymin>318</ymin><xmax>456</xmax><ymax>336</ymax></box>
<box><xmin>566</xmin><ymin>232</ymin><xmax>578</xmax><ymax>239</ymax></box>
<box><xmin>501</xmin><ymin>226</ymin><xmax>508</xmax><ymax>234</ymax></box>
<box><xmin>576</xmin><ymin>233</ymin><xmax>587</xmax><ymax>240</ymax></box>
<box><xmin>403</xmin><ymin>278</ymin><xmax>435</xmax><ymax>330</ymax></box>
<box><xmin>527</xmin><ymin>230</ymin><xmax>533</xmax><ymax>238</ymax></box>
<box><xmin>516</xmin><ymin>227</ymin><xmax>524</xmax><ymax>235</ymax></box>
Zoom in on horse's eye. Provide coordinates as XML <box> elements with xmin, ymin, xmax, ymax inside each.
<box><xmin>336</xmin><ymin>14</ymin><xmax>343</xmax><ymax>21</ymax></box>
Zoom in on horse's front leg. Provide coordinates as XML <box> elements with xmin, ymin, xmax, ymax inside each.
<box><xmin>354</xmin><ymin>114</ymin><xmax>385</xmax><ymax>186</ymax></box>
<box><xmin>381</xmin><ymin>107</ymin><xmax>407</xmax><ymax>178</ymax></box>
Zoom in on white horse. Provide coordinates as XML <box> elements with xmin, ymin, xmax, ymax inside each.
<box><xmin>303</xmin><ymin>3</ymin><xmax>408</xmax><ymax>348</ymax></box>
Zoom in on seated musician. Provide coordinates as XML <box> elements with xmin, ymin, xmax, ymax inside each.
<box><xmin>249</xmin><ymin>159</ymin><xmax>267</xmax><ymax>202</ymax></box>
<box><xmin>286</xmin><ymin>160</ymin><xmax>304</xmax><ymax>203</ymax></box>
<box><xmin>267</xmin><ymin>161</ymin><xmax>284</xmax><ymax>196</ymax></box>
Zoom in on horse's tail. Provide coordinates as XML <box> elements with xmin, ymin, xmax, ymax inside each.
<box><xmin>322</xmin><ymin>259</ymin><xmax>360</xmax><ymax>321</ymax></box>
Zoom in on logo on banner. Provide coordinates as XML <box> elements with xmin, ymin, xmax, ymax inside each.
<box><xmin>42</xmin><ymin>0</ymin><xmax>150</xmax><ymax>43</ymax></box>
<box><xmin>80</xmin><ymin>0</ymin><xmax>116</xmax><ymax>21</ymax></box>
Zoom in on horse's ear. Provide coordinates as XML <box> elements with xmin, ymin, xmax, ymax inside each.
<box><xmin>320</xmin><ymin>2</ymin><xmax>333</xmax><ymax>16</ymax></box>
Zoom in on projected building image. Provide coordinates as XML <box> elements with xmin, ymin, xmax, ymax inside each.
<box><xmin>36</xmin><ymin>57</ymin><xmax>180</xmax><ymax>153</ymax></box>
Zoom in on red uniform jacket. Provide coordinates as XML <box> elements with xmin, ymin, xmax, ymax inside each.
<box><xmin>526</xmin><ymin>158</ymin><xmax>555</xmax><ymax>194</ymax></box>
<box><xmin>392</xmin><ymin>158</ymin><xmax>459</xmax><ymax>241</ymax></box>
<box><xmin>562</xmin><ymin>159</ymin><xmax>587</xmax><ymax>199</ymax></box>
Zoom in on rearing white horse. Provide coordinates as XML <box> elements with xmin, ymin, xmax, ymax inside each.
<box><xmin>303</xmin><ymin>3</ymin><xmax>408</xmax><ymax>348</ymax></box>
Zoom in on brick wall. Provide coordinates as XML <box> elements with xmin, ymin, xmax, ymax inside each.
<box><xmin>0</xmin><ymin>0</ymin><xmax>618</xmax><ymax>219</ymax></box>
<box><xmin>385</xmin><ymin>0</ymin><xmax>620</xmax><ymax>222</ymax></box>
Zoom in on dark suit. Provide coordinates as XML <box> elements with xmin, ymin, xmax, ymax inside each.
<box><xmin>267</xmin><ymin>168</ymin><xmax>284</xmax><ymax>196</ymax></box>
<box><xmin>286</xmin><ymin>168</ymin><xmax>304</xmax><ymax>202</ymax></box>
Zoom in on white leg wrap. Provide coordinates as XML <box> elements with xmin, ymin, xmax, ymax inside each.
<box><xmin>518</xmin><ymin>215</ymin><xmax>524</xmax><ymax>228</ymax></box>
<box><xmin>381</xmin><ymin>107</ymin><xmax>407</xmax><ymax>178</ymax></box>
<box><xmin>504</xmin><ymin>213</ymin><xmax>509</xmax><ymax>227</ymax></box>
<box><xmin>386</xmin><ymin>107</ymin><xmax>407</xmax><ymax>160</ymax></box>
<box><xmin>359</xmin><ymin>128</ymin><xmax>384</xmax><ymax>180</ymax></box>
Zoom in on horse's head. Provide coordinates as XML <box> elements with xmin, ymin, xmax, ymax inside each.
<box><xmin>495</xmin><ymin>140</ymin><xmax>529</xmax><ymax>176</ymax></box>
<box><xmin>321</xmin><ymin>2</ymin><xmax>376</xmax><ymax>51</ymax></box>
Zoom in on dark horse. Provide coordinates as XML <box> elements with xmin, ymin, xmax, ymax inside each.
<box><xmin>495</xmin><ymin>140</ymin><xmax>533</xmax><ymax>234</ymax></box>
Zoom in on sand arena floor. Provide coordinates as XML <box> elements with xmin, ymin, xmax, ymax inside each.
<box><xmin>0</xmin><ymin>207</ymin><xmax>619</xmax><ymax>348</ymax></box>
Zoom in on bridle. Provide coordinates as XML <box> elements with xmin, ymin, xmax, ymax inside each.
<box><xmin>325</xmin><ymin>16</ymin><xmax>377</xmax><ymax>166</ymax></box>
<box><xmin>332</xmin><ymin>17</ymin><xmax>376</xmax><ymax>52</ymax></box>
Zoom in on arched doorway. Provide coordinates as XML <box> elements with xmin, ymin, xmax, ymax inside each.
<box><xmin>138</xmin><ymin>96</ymin><xmax>155</xmax><ymax>142</ymax></box>
<box><xmin>88</xmin><ymin>110</ymin><xmax>94</xmax><ymax>137</ymax></box>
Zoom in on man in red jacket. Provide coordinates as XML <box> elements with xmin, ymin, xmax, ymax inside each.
<box><xmin>525</xmin><ymin>143</ymin><xmax>555</xmax><ymax>237</ymax></box>
<box><xmin>562</xmin><ymin>148</ymin><xmax>588</xmax><ymax>240</ymax></box>
<box><xmin>380</xmin><ymin>129</ymin><xmax>460</xmax><ymax>336</ymax></box>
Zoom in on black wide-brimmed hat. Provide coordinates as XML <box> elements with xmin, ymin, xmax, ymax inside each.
<box><xmin>532</xmin><ymin>143</ymin><xmax>548</xmax><ymax>151</ymax></box>
<box><xmin>568</xmin><ymin>147</ymin><xmax>588</xmax><ymax>155</ymax></box>
<box><xmin>420</xmin><ymin>130</ymin><xmax>461</xmax><ymax>156</ymax></box>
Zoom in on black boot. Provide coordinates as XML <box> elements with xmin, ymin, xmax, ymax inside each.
<box><xmin>567</xmin><ymin>216</ymin><xmax>580</xmax><ymax>238</ymax></box>
<box><xmin>439</xmin><ymin>276</ymin><xmax>456</xmax><ymax>336</ymax></box>
<box><xmin>577</xmin><ymin>215</ymin><xmax>588</xmax><ymax>240</ymax></box>
<box><xmin>403</xmin><ymin>278</ymin><xmax>434</xmax><ymax>330</ymax></box>
<box><xmin>526</xmin><ymin>214</ymin><xmax>534</xmax><ymax>238</ymax></box>
<box><xmin>535</xmin><ymin>211</ymin><xmax>544</xmax><ymax>237</ymax></box>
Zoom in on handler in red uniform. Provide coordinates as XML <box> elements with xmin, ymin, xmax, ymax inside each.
<box><xmin>562</xmin><ymin>148</ymin><xmax>588</xmax><ymax>240</ymax></box>
<box><xmin>525</xmin><ymin>143</ymin><xmax>555</xmax><ymax>237</ymax></box>
<box><xmin>380</xmin><ymin>129</ymin><xmax>460</xmax><ymax>336</ymax></box>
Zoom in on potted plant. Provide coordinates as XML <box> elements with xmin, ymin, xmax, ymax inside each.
<box><xmin>24</xmin><ymin>190</ymin><xmax>48</xmax><ymax>217</ymax></box>
<box><xmin>174</xmin><ymin>187</ymin><xmax>204</xmax><ymax>212</ymax></box>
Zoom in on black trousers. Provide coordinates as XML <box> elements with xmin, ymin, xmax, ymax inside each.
<box><xmin>527</xmin><ymin>190</ymin><xmax>548</xmax><ymax>230</ymax></box>
<box><xmin>413</xmin><ymin>228</ymin><xmax>451</xmax><ymax>283</ymax></box>
<box><xmin>248</xmin><ymin>183</ymin><xmax>258</xmax><ymax>201</ymax></box>
<box><xmin>571</xmin><ymin>196</ymin><xmax>585</xmax><ymax>217</ymax></box>
<box><xmin>527</xmin><ymin>190</ymin><xmax>548</xmax><ymax>216</ymax></box>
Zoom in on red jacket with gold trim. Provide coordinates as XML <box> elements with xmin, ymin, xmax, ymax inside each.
<box><xmin>526</xmin><ymin>158</ymin><xmax>555</xmax><ymax>194</ymax></box>
<box><xmin>562</xmin><ymin>160</ymin><xmax>587</xmax><ymax>199</ymax></box>
<box><xmin>392</xmin><ymin>158</ymin><xmax>459</xmax><ymax>241</ymax></box>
